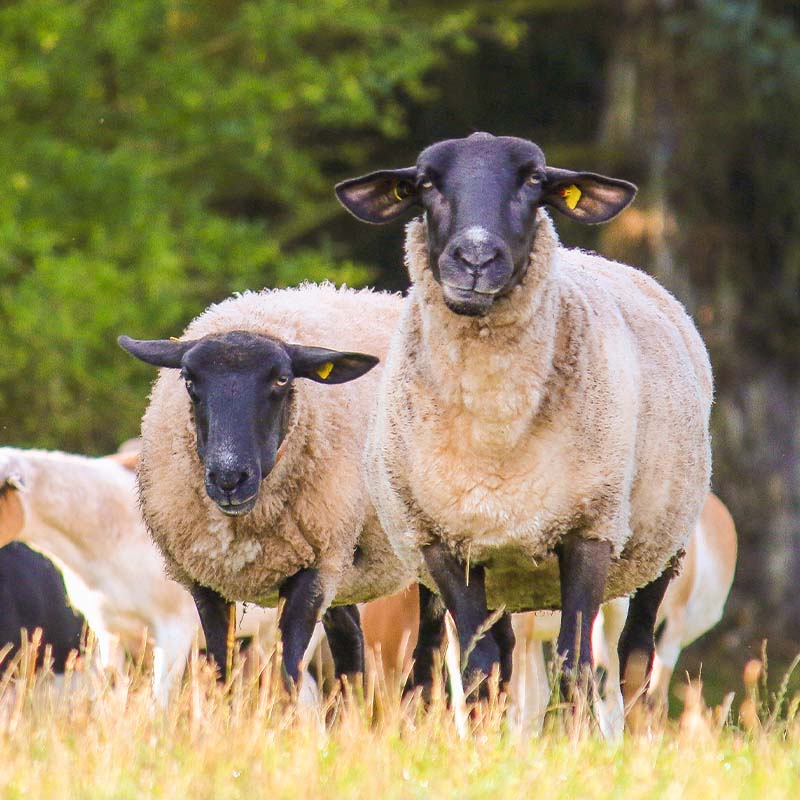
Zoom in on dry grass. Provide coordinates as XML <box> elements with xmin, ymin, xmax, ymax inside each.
<box><xmin>1</xmin><ymin>634</ymin><xmax>800</xmax><ymax>800</ymax></box>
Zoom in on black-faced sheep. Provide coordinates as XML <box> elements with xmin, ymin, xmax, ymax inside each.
<box><xmin>336</xmin><ymin>132</ymin><xmax>713</xmax><ymax>704</ymax></box>
<box><xmin>120</xmin><ymin>283</ymin><xmax>420</xmax><ymax>687</ymax></box>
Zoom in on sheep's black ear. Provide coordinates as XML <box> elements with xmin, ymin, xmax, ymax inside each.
<box><xmin>288</xmin><ymin>345</ymin><xmax>379</xmax><ymax>384</ymax></box>
<box><xmin>118</xmin><ymin>335</ymin><xmax>196</xmax><ymax>369</ymax></box>
<box><xmin>542</xmin><ymin>167</ymin><xmax>637</xmax><ymax>224</ymax></box>
<box><xmin>335</xmin><ymin>167</ymin><xmax>420</xmax><ymax>224</ymax></box>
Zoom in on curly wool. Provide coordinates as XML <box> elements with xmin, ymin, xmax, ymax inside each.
<box><xmin>367</xmin><ymin>212</ymin><xmax>713</xmax><ymax>611</ymax></box>
<box><xmin>138</xmin><ymin>283</ymin><xmax>415</xmax><ymax>608</ymax></box>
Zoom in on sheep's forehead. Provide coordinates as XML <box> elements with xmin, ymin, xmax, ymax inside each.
<box><xmin>417</xmin><ymin>134</ymin><xmax>546</xmax><ymax>177</ymax></box>
<box><xmin>184</xmin><ymin>332</ymin><xmax>290</xmax><ymax>375</ymax></box>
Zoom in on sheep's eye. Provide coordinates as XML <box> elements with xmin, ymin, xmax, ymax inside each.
<box><xmin>527</xmin><ymin>174</ymin><xmax>542</xmax><ymax>186</ymax></box>
<box><xmin>185</xmin><ymin>380</ymin><xmax>198</xmax><ymax>398</ymax></box>
<box><xmin>420</xmin><ymin>179</ymin><xmax>434</xmax><ymax>190</ymax></box>
<box><xmin>274</xmin><ymin>375</ymin><xmax>289</xmax><ymax>387</ymax></box>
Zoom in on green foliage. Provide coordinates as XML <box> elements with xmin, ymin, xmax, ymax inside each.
<box><xmin>0</xmin><ymin>0</ymin><xmax>515</xmax><ymax>452</ymax></box>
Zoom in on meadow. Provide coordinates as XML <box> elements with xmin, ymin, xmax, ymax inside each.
<box><xmin>1</xmin><ymin>635</ymin><xmax>799</xmax><ymax>800</ymax></box>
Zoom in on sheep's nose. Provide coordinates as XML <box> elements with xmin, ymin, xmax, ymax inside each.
<box><xmin>208</xmin><ymin>468</ymin><xmax>250</xmax><ymax>492</ymax></box>
<box><xmin>452</xmin><ymin>243</ymin><xmax>502</xmax><ymax>274</ymax></box>
<box><xmin>446</xmin><ymin>227</ymin><xmax>507</xmax><ymax>275</ymax></box>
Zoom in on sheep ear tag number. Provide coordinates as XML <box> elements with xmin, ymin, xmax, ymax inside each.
<box><xmin>316</xmin><ymin>362</ymin><xmax>334</xmax><ymax>380</ymax></box>
<box><xmin>561</xmin><ymin>184</ymin><xmax>582</xmax><ymax>210</ymax></box>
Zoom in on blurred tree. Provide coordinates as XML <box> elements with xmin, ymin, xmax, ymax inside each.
<box><xmin>0</xmin><ymin>0</ymin><xmax>521</xmax><ymax>452</ymax></box>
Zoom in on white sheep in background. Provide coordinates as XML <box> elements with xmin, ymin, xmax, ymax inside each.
<box><xmin>0</xmin><ymin>446</ymin><xmax>315</xmax><ymax>704</ymax></box>
<box><xmin>120</xmin><ymin>283</ymin><xmax>420</xmax><ymax>688</ymax></box>
<box><xmin>336</xmin><ymin>132</ymin><xmax>713</xmax><ymax>709</ymax></box>
<box><xmin>0</xmin><ymin>446</ymin><xmax>198</xmax><ymax>703</ymax></box>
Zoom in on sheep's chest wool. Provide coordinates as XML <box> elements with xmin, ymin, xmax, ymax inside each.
<box><xmin>138</xmin><ymin>284</ymin><xmax>417</xmax><ymax>608</ymax></box>
<box><xmin>368</xmin><ymin>214</ymin><xmax>712</xmax><ymax>611</ymax></box>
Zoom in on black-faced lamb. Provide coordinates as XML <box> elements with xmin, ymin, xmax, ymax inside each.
<box><xmin>335</xmin><ymin>132</ymin><xmax>713</xmax><ymax>704</ymax></box>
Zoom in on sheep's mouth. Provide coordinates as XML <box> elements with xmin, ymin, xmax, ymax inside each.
<box><xmin>441</xmin><ymin>285</ymin><xmax>495</xmax><ymax>317</ymax></box>
<box><xmin>217</xmin><ymin>495</ymin><xmax>258</xmax><ymax>517</ymax></box>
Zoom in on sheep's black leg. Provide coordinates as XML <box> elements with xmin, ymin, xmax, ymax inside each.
<box><xmin>556</xmin><ymin>535</ymin><xmax>612</xmax><ymax>701</ymax></box>
<box><xmin>322</xmin><ymin>604</ymin><xmax>364</xmax><ymax>678</ymax></box>
<box><xmin>411</xmin><ymin>583</ymin><xmax>447</xmax><ymax>690</ymax></box>
<box><xmin>422</xmin><ymin>539</ymin><xmax>500</xmax><ymax>696</ymax></box>
<box><xmin>278</xmin><ymin>568</ymin><xmax>324</xmax><ymax>687</ymax></box>
<box><xmin>190</xmin><ymin>583</ymin><xmax>234</xmax><ymax>681</ymax></box>
<box><xmin>491</xmin><ymin>611</ymin><xmax>516</xmax><ymax>689</ymax></box>
<box><xmin>617</xmin><ymin>566</ymin><xmax>674</xmax><ymax>707</ymax></box>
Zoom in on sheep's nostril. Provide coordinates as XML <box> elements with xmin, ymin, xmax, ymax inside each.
<box><xmin>210</xmin><ymin>469</ymin><xmax>250</xmax><ymax>492</ymax></box>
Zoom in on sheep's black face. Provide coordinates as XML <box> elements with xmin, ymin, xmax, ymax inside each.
<box><xmin>179</xmin><ymin>333</ymin><xmax>294</xmax><ymax>515</ymax></box>
<box><xmin>414</xmin><ymin>134</ymin><xmax>546</xmax><ymax>316</ymax></box>
<box><xmin>118</xmin><ymin>332</ymin><xmax>379</xmax><ymax>517</ymax></box>
<box><xmin>336</xmin><ymin>132</ymin><xmax>637</xmax><ymax>317</ymax></box>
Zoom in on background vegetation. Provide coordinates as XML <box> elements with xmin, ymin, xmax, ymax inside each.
<box><xmin>2</xmin><ymin>0</ymin><xmax>800</xmax><ymax>691</ymax></box>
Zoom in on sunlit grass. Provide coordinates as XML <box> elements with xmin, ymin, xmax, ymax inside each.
<box><xmin>1</xmin><ymin>634</ymin><xmax>800</xmax><ymax>800</ymax></box>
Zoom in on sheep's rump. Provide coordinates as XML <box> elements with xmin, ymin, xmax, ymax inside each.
<box><xmin>371</xmin><ymin>220</ymin><xmax>712</xmax><ymax>612</ymax></box>
<box><xmin>138</xmin><ymin>283</ymin><xmax>408</xmax><ymax>606</ymax></box>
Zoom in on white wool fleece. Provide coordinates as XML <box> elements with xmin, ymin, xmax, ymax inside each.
<box><xmin>138</xmin><ymin>283</ymin><xmax>417</xmax><ymax>610</ymax></box>
<box><xmin>366</xmin><ymin>212</ymin><xmax>713</xmax><ymax>611</ymax></box>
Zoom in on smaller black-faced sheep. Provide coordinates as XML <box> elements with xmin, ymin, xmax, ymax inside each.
<box><xmin>120</xmin><ymin>284</ymin><xmax>420</xmax><ymax>687</ymax></box>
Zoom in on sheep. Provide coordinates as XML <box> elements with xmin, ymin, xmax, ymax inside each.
<box><xmin>335</xmin><ymin>132</ymin><xmax>713</xmax><ymax>704</ymax></box>
<box><xmin>119</xmin><ymin>283</ymin><xmax>420</xmax><ymax>688</ymax></box>
<box><xmin>0</xmin><ymin>541</ymin><xmax>86</xmax><ymax>674</ymax></box>
<box><xmin>0</xmin><ymin>447</ymin><xmax>200</xmax><ymax>704</ymax></box>
<box><xmin>360</xmin><ymin>586</ymin><xmax>420</xmax><ymax>685</ymax></box>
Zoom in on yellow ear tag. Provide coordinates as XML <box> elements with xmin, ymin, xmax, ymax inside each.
<box><xmin>393</xmin><ymin>183</ymin><xmax>404</xmax><ymax>202</ymax></box>
<box><xmin>316</xmin><ymin>362</ymin><xmax>334</xmax><ymax>380</ymax></box>
<box><xmin>169</xmin><ymin>336</ymin><xmax>180</xmax><ymax>341</ymax></box>
<box><xmin>561</xmin><ymin>184</ymin><xmax>582</xmax><ymax>210</ymax></box>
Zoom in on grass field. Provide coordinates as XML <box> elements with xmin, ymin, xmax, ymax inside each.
<box><xmin>1</xmin><ymin>637</ymin><xmax>799</xmax><ymax>800</ymax></box>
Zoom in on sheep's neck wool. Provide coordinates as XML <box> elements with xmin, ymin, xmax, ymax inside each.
<box><xmin>404</xmin><ymin>211</ymin><xmax>564</xmax><ymax>453</ymax></box>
